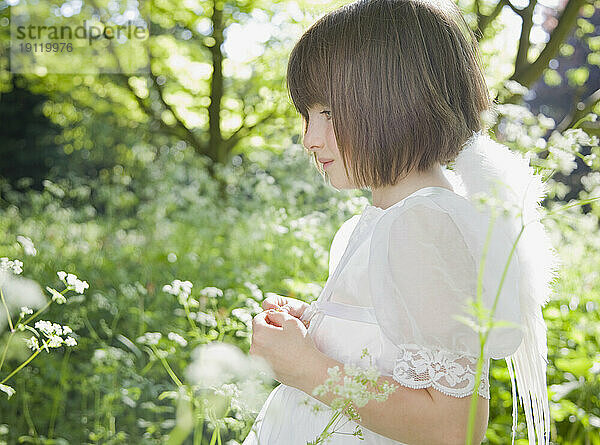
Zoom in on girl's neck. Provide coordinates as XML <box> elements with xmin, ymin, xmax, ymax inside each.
<box><xmin>370</xmin><ymin>164</ymin><xmax>454</xmax><ymax>210</ymax></box>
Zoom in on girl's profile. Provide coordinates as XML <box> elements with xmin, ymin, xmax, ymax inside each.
<box><xmin>244</xmin><ymin>1</ymin><xmax>554</xmax><ymax>444</ymax></box>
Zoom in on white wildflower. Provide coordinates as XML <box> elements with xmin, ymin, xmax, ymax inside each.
<box><xmin>73</xmin><ymin>279</ymin><xmax>89</xmax><ymax>294</ymax></box>
<box><xmin>12</xmin><ymin>260</ymin><xmax>22</xmax><ymax>275</ymax></box>
<box><xmin>308</xmin><ymin>348</ymin><xmax>398</xmax><ymax>440</ymax></box>
<box><xmin>231</xmin><ymin>308</ymin><xmax>252</xmax><ymax>325</ymax></box>
<box><xmin>46</xmin><ymin>287</ymin><xmax>66</xmax><ymax>304</ymax></box>
<box><xmin>25</xmin><ymin>336</ymin><xmax>39</xmax><ymax>351</ymax></box>
<box><xmin>34</xmin><ymin>320</ymin><xmax>55</xmax><ymax>336</ymax></box>
<box><xmin>19</xmin><ymin>306</ymin><xmax>33</xmax><ymax>318</ymax></box>
<box><xmin>66</xmin><ymin>274</ymin><xmax>77</xmax><ymax>286</ymax></box>
<box><xmin>327</xmin><ymin>365</ymin><xmax>342</xmax><ymax>380</ymax></box>
<box><xmin>16</xmin><ymin>236</ymin><xmax>37</xmax><ymax>256</ymax></box>
<box><xmin>343</xmin><ymin>363</ymin><xmax>361</xmax><ymax>378</ymax></box>
<box><xmin>243</xmin><ymin>282</ymin><xmax>263</xmax><ymax>300</ymax></box>
<box><xmin>167</xmin><ymin>332</ymin><xmax>188</xmax><ymax>347</ymax></box>
<box><xmin>199</xmin><ymin>286</ymin><xmax>223</xmax><ymax>299</ymax></box>
<box><xmin>30</xmin><ymin>320</ymin><xmax>73</xmax><ymax>349</ymax></box>
<box><xmin>0</xmin><ymin>258</ymin><xmax>23</xmax><ymax>275</ymax></box>
<box><xmin>186</xmin><ymin>341</ymin><xmax>274</xmax><ymax>389</ymax></box>
<box><xmin>136</xmin><ymin>332</ymin><xmax>162</xmax><ymax>345</ymax></box>
<box><xmin>163</xmin><ymin>279</ymin><xmax>193</xmax><ymax>304</ymax></box>
<box><xmin>245</xmin><ymin>298</ymin><xmax>261</xmax><ymax>314</ymax></box>
<box><xmin>214</xmin><ymin>383</ymin><xmax>239</xmax><ymax>398</ymax></box>
<box><xmin>196</xmin><ymin>311</ymin><xmax>217</xmax><ymax>328</ymax></box>
<box><xmin>64</xmin><ymin>337</ymin><xmax>77</xmax><ymax>347</ymax></box>
<box><xmin>47</xmin><ymin>335</ymin><xmax>63</xmax><ymax>348</ymax></box>
<box><xmin>57</xmin><ymin>271</ymin><xmax>88</xmax><ymax>294</ymax></box>
<box><xmin>52</xmin><ymin>323</ymin><xmax>63</xmax><ymax>336</ymax></box>
<box><xmin>0</xmin><ymin>384</ymin><xmax>15</xmax><ymax>399</ymax></box>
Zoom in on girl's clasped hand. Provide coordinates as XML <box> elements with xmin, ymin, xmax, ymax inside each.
<box><xmin>249</xmin><ymin>295</ymin><xmax>319</xmax><ymax>389</ymax></box>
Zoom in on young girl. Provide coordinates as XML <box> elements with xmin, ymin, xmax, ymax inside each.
<box><xmin>244</xmin><ymin>0</ymin><xmax>556</xmax><ymax>444</ymax></box>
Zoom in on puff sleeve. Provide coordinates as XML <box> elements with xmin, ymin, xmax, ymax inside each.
<box><xmin>328</xmin><ymin>215</ymin><xmax>361</xmax><ymax>277</ymax></box>
<box><xmin>368</xmin><ymin>200</ymin><xmax>523</xmax><ymax>399</ymax></box>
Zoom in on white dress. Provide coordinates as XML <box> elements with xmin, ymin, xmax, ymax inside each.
<box><xmin>243</xmin><ymin>186</ymin><xmax>524</xmax><ymax>445</ymax></box>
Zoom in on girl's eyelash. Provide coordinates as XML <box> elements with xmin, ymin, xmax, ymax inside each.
<box><xmin>321</xmin><ymin>110</ymin><xmax>332</xmax><ymax>119</ymax></box>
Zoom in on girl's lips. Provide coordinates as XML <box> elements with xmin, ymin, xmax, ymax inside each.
<box><xmin>322</xmin><ymin>160</ymin><xmax>334</xmax><ymax>168</ymax></box>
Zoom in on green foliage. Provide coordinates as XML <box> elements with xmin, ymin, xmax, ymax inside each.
<box><xmin>0</xmin><ymin>136</ymin><xmax>369</xmax><ymax>443</ymax></box>
<box><xmin>0</xmin><ymin>109</ymin><xmax>599</xmax><ymax>443</ymax></box>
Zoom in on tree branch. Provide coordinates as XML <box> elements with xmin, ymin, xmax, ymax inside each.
<box><xmin>511</xmin><ymin>0</ymin><xmax>586</xmax><ymax>88</ymax></box>
<box><xmin>149</xmin><ymin>72</ymin><xmax>207</xmax><ymax>153</ymax></box>
<box><xmin>505</xmin><ymin>0</ymin><xmax>525</xmax><ymax>17</ymax></box>
<box><xmin>477</xmin><ymin>0</ymin><xmax>508</xmax><ymax>38</ymax></box>
<box><xmin>513</xmin><ymin>0</ymin><xmax>537</xmax><ymax>76</ymax></box>
<box><xmin>557</xmin><ymin>87</ymin><xmax>600</xmax><ymax>132</ymax></box>
<box><xmin>223</xmin><ymin>107</ymin><xmax>279</xmax><ymax>157</ymax></box>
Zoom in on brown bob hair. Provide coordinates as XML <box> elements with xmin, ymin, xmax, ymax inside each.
<box><xmin>286</xmin><ymin>0</ymin><xmax>493</xmax><ymax>189</ymax></box>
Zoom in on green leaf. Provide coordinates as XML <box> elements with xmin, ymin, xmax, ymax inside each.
<box><xmin>544</xmin><ymin>69</ymin><xmax>562</xmax><ymax>87</ymax></box>
<box><xmin>555</xmin><ymin>357</ymin><xmax>593</xmax><ymax>377</ymax></box>
<box><xmin>566</xmin><ymin>67</ymin><xmax>590</xmax><ymax>87</ymax></box>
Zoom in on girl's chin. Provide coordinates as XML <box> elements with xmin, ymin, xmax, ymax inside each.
<box><xmin>328</xmin><ymin>177</ymin><xmax>354</xmax><ymax>190</ymax></box>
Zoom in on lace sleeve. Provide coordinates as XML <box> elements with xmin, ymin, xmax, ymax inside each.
<box><xmin>368</xmin><ymin>198</ymin><xmax>523</xmax><ymax>399</ymax></box>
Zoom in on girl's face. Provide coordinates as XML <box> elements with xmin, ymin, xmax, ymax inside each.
<box><xmin>302</xmin><ymin>104</ymin><xmax>355</xmax><ymax>190</ymax></box>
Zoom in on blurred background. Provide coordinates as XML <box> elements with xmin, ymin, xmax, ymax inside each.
<box><xmin>0</xmin><ymin>0</ymin><xmax>599</xmax><ymax>443</ymax></box>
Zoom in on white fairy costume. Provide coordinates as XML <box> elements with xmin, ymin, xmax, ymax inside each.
<box><xmin>243</xmin><ymin>131</ymin><xmax>558</xmax><ymax>445</ymax></box>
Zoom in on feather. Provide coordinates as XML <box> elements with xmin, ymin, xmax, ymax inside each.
<box><xmin>442</xmin><ymin>130</ymin><xmax>561</xmax><ymax>445</ymax></box>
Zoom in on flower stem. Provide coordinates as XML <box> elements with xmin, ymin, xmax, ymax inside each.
<box><xmin>0</xmin><ymin>330</ymin><xmax>15</xmax><ymax>371</ymax></box>
<box><xmin>183</xmin><ymin>304</ymin><xmax>198</xmax><ymax>333</ymax></box>
<box><xmin>0</xmin><ymin>349</ymin><xmax>42</xmax><ymax>385</ymax></box>
<box><xmin>151</xmin><ymin>345</ymin><xmax>183</xmax><ymax>388</ymax></box>
<box><xmin>23</xmin><ymin>300</ymin><xmax>52</xmax><ymax>326</ymax></box>
<box><xmin>0</xmin><ymin>287</ymin><xmax>14</xmax><ymax>332</ymax></box>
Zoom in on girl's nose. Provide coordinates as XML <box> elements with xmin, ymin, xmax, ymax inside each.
<box><xmin>302</xmin><ymin>121</ymin><xmax>325</xmax><ymax>152</ymax></box>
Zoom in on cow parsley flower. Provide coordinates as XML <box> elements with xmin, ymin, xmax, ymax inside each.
<box><xmin>34</xmin><ymin>320</ymin><xmax>54</xmax><ymax>336</ymax></box>
<box><xmin>168</xmin><ymin>332</ymin><xmax>188</xmax><ymax>347</ymax></box>
<box><xmin>31</xmin><ymin>321</ymin><xmax>77</xmax><ymax>349</ymax></box>
<box><xmin>0</xmin><ymin>258</ymin><xmax>23</xmax><ymax>275</ymax></box>
<box><xmin>64</xmin><ymin>337</ymin><xmax>77</xmax><ymax>347</ymax></box>
<box><xmin>57</xmin><ymin>271</ymin><xmax>88</xmax><ymax>294</ymax></box>
<box><xmin>25</xmin><ymin>336</ymin><xmax>39</xmax><ymax>351</ymax></box>
<box><xmin>200</xmin><ymin>286</ymin><xmax>223</xmax><ymax>299</ymax></box>
<box><xmin>47</xmin><ymin>335</ymin><xmax>63</xmax><ymax>348</ymax></box>
<box><xmin>16</xmin><ymin>236</ymin><xmax>37</xmax><ymax>256</ymax></box>
<box><xmin>19</xmin><ymin>306</ymin><xmax>33</xmax><ymax>318</ymax></box>
<box><xmin>306</xmin><ymin>349</ymin><xmax>398</xmax><ymax>443</ymax></box>
<box><xmin>74</xmin><ymin>280</ymin><xmax>89</xmax><ymax>294</ymax></box>
<box><xmin>196</xmin><ymin>311</ymin><xmax>217</xmax><ymax>328</ymax></box>
<box><xmin>231</xmin><ymin>308</ymin><xmax>252</xmax><ymax>325</ymax></box>
<box><xmin>163</xmin><ymin>279</ymin><xmax>193</xmax><ymax>305</ymax></box>
<box><xmin>136</xmin><ymin>332</ymin><xmax>162</xmax><ymax>345</ymax></box>
<box><xmin>0</xmin><ymin>384</ymin><xmax>15</xmax><ymax>398</ymax></box>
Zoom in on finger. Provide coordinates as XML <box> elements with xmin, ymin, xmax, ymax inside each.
<box><xmin>262</xmin><ymin>293</ymin><xmax>287</xmax><ymax>310</ymax></box>
<box><xmin>254</xmin><ymin>311</ymin><xmax>284</xmax><ymax>333</ymax></box>
<box><xmin>262</xmin><ymin>300</ymin><xmax>280</xmax><ymax>311</ymax></box>
<box><xmin>264</xmin><ymin>310</ymin><xmax>282</xmax><ymax>327</ymax></box>
<box><xmin>252</xmin><ymin>311</ymin><xmax>270</xmax><ymax>329</ymax></box>
<box><xmin>266</xmin><ymin>310</ymin><xmax>303</xmax><ymax>329</ymax></box>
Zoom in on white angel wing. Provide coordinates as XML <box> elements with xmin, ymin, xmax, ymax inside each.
<box><xmin>447</xmin><ymin>131</ymin><xmax>560</xmax><ymax>445</ymax></box>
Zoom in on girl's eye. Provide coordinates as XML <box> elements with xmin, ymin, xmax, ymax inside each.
<box><xmin>321</xmin><ymin>110</ymin><xmax>332</xmax><ymax>120</ymax></box>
